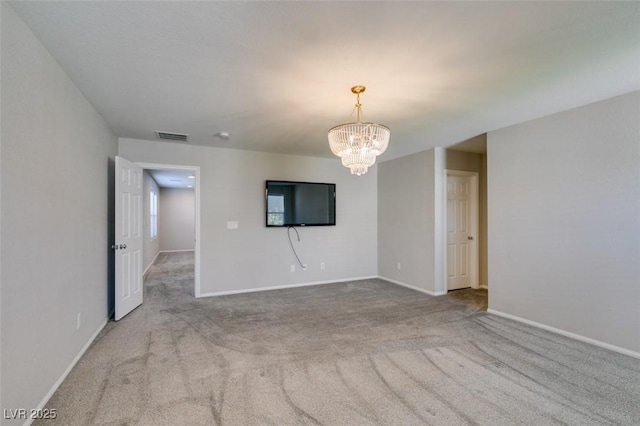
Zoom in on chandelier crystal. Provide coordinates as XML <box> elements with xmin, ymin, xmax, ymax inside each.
<box><xmin>328</xmin><ymin>86</ymin><xmax>390</xmax><ymax>176</ymax></box>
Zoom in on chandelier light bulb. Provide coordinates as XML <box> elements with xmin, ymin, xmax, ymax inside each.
<box><xmin>327</xmin><ymin>86</ymin><xmax>390</xmax><ymax>176</ymax></box>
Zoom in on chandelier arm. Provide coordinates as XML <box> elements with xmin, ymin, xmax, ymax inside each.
<box><xmin>348</xmin><ymin>105</ymin><xmax>357</xmax><ymax>123</ymax></box>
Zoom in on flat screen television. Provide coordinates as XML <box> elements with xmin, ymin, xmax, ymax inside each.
<box><xmin>266</xmin><ymin>180</ymin><xmax>336</xmax><ymax>227</ymax></box>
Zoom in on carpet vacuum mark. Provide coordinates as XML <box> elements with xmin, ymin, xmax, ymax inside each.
<box><xmin>37</xmin><ymin>253</ymin><xmax>640</xmax><ymax>425</ymax></box>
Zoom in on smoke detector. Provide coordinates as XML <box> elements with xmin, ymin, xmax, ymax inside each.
<box><xmin>214</xmin><ymin>132</ymin><xmax>230</xmax><ymax>140</ymax></box>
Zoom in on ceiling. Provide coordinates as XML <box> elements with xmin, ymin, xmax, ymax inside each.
<box><xmin>10</xmin><ymin>1</ymin><xmax>640</xmax><ymax>161</ymax></box>
<box><xmin>147</xmin><ymin>169</ymin><xmax>195</xmax><ymax>189</ymax></box>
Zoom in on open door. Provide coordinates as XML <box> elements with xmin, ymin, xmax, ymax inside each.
<box><xmin>114</xmin><ymin>156</ymin><xmax>143</xmax><ymax>320</ymax></box>
<box><xmin>446</xmin><ymin>171</ymin><xmax>479</xmax><ymax>291</ymax></box>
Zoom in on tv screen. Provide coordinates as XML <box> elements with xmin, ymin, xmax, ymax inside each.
<box><xmin>266</xmin><ymin>180</ymin><xmax>336</xmax><ymax>227</ymax></box>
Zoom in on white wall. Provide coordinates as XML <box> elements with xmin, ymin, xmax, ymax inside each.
<box><xmin>487</xmin><ymin>91</ymin><xmax>640</xmax><ymax>353</ymax></box>
<box><xmin>378</xmin><ymin>149</ymin><xmax>443</xmax><ymax>295</ymax></box>
<box><xmin>142</xmin><ymin>170</ymin><xmax>160</xmax><ymax>271</ymax></box>
<box><xmin>1</xmin><ymin>3</ymin><xmax>117</xmax><ymax>421</ymax></box>
<box><xmin>159</xmin><ymin>188</ymin><xmax>195</xmax><ymax>251</ymax></box>
<box><xmin>119</xmin><ymin>138</ymin><xmax>378</xmax><ymax>296</ymax></box>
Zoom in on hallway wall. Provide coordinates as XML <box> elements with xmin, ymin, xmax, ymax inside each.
<box><xmin>159</xmin><ymin>188</ymin><xmax>195</xmax><ymax>251</ymax></box>
<box><xmin>142</xmin><ymin>170</ymin><xmax>160</xmax><ymax>271</ymax></box>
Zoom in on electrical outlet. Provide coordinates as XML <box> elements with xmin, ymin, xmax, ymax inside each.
<box><xmin>320</xmin><ymin>262</ymin><xmax>325</xmax><ymax>270</ymax></box>
<box><xmin>290</xmin><ymin>265</ymin><xmax>295</xmax><ymax>272</ymax></box>
<box><xmin>396</xmin><ymin>262</ymin><xmax>401</xmax><ymax>271</ymax></box>
<box><xmin>76</xmin><ymin>312</ymin><xmax>81</xmax><ymax>330</ymax></box>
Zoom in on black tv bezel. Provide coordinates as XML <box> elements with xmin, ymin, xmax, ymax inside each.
<box><xmin>265</xmin><ymin>180</ymin><xmax>336</xmax><ymax>227</ymax></box>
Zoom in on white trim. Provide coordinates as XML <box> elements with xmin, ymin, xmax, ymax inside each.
<box><xmin>143</xmin><ymin>250</ymin><xmax>161</xmax><ymax>276</ymax></box>
<box><xmin>443</xmin><ymin>169</ymin><xmax>480</xmax><ymax>291</ymax></box>
<box><xmin>135</xmin><ymin>162</ymin><xmax>201</xmax><ymax>298</ymax></box>
<box><xmin>433</xmin><ymin>148</ymin><xmax>446</xmax><ymax>294</ymax></box>
<box><xmin>198</xmin><ymin>276</ymin><xmax>450</xmax><ymax>299</ymax></box>
<box><xmin>379</xmin><ymin>276</ymin><xmax>447</xmax><ymax>297</ymax></box>
<box><xmin>25</xmin><ymin>320</ymin><xmax>108</xmax><ymax>426</ymax></box>
<box><xmin>197</xmin><ymin>276</ymin><xmax>378</xmax><ymax>298</ymax></box>
<box><xmin>479</xmin><ymin>285</ymin><xmax>489</xmax><ymax>290</ymax></box>
<box><xmin>487</xmin><ymin>309</ymin><xmax>640</xmax><ymax>360</ymax></box>
<box><xmin>159</xmin><ymin>249</ymin><xmax>195</xmax><ymax>253</ymax></box>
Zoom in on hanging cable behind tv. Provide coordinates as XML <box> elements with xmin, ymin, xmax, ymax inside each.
<box><xmin>287</xmin><ymin>226</ymin><xmax>306</xmax><ymax>269</ymax></box>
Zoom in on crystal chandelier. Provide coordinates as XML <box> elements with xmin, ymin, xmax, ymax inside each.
<box><xmin>328</xmin><ymin>86</ymin><xmax>390</xmax><ymax>176</ymax></box>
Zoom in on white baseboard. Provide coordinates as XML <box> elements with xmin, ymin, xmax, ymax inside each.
<box><xmin>480</xmin><ymin>285</ymin><xmax>488</xmax><ymax>290</ymax></box>
<box><xmin>378</xmin><ymin>276</ymin><xmax>446</xmax><ymax>297</ymax></box>
<box><xmin>198</xmin><ymin>275</ymin><xmax>449</xmax><ymax>300</ymax></box>
<box><xmin>145</xmin><ymin>250</ymin><xmax>193</xmax><ymax>276</ymax></box>
<box><xmin>487</xmin><ymin>309</ymin><xmax>640</xmax><ymax>360</ymax></box>
<box><xmin>197</xmin><ymin>276</ymin><xmax>379</xmax><ymax>298</ymax></box>
<box><xmin>143</xmin><ymin>250</ymin><xmax>161</xmax><ymax>276</ymax></box>
<box><xmin>25</xmin><ymin>319</ymin><xmax>108</xmax><ymax>426</ymax></box>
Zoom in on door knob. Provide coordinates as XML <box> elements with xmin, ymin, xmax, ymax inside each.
<box><xmin>111</xmin><ymin>245</ymin><xmax>118</xmax><ymax>250</ymax></box>
<box><xmin>119</xmin><ymin>244</ymin><xmax>127</xmax><ymax>249</ymax></box>
<box><xmin>468</xmin><ymin>236</ymin><xmax>474</xmax><ymax>240</ymax></box>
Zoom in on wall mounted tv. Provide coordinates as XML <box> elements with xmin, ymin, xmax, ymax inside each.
<box><xmin>266</xmin><ymin>180</ymin><xmax>336</xmax><ymax>227</ymax></box>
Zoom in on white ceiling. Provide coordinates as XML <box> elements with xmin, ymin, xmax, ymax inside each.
<box><xmin>10</xmin><ymin>1</ymin><xmax>640</xmax><ymax>161</ymax></box>
<box><xmin>147</xmin><ymin>169</ymin><xmax>195</xmax><ymax>189</ymax></box>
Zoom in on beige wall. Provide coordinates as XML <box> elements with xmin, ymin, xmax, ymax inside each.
<box><xmin>142</xmin><ymin>170</ymin><xmax>160</xmax><ymax>271</ymax></box>
<box><xmin>487</xmin><ymin>91</ymin><xmax>640</xmax><ymax>353</ymax></box>
<box><xmin>378</xmin><ymin>149</ymin><xmax>443</xmax><ymax>294</ymax></box>
<box><xmin>1</xmin><ymin>4</ymin><xmax>117</xmax><ymax>419</ymax></box>
<box><xmin>480</xmin><ymin>154</ymin><xmax>487</xmax><ymax>287</ymax></box>
<box><xmin>159</xmin><ymin>188</ymin><xmax>195</xmax><ymax>252</ymax></box>
<box><xmin>446</xmin><ymin>149</ymin><xmax>482</xmax><ymax>171</ymax></box>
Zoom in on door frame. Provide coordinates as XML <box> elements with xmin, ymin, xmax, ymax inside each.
<box><xmin>137</xmin><ymin>162</ymin><xmax>202</xmax><ymax>298</ymax></box>
<box><xmin>443</xmin><ymin>169</ymin><xmax>479</xmax><ymax>291</ymax></box>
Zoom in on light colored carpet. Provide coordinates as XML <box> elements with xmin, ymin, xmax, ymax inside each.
<box><xmin>37</xmin><ymin>252</ymin><xmax>640</xmax><ymax>425</ymax></box>
<box><xmin>446</xmin><ymin>288</ymin><xmax>488</xmax><ymax>311</ymax></box>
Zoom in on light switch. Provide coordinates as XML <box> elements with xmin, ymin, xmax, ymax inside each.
<box><xmin>227</xmin><ymin>221</ymin><xmax>239</xmax><ymax>230</ymax></box>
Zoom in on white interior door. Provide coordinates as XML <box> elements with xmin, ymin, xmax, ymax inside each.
<box><xmin>115</xmin><ymin>156</ymin><xmax>143</xmax><ymax>320</ymax></box>
<box><xmin>447</xmin><ymin>173</ymin><xmax>477</xmax><ymax>290</ymax></box>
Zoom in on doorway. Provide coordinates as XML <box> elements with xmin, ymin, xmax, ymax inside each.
<box><xmin>444</xmin><ymin>170</ymin><xmax>479</xmax><ymax>291</ymax></box>
<box><xmin>138</xmin><ymin>162</ymin><xmax>201</xmax><ymax>298</ymax></box>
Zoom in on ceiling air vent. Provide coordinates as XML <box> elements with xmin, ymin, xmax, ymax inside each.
<box><xmin>156</xmin><ymin>131</ymin><xmax>188</xmax><ymax>142</ymax></box>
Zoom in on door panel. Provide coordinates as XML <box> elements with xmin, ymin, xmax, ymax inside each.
<box><xmin>115</xmin><ymin>156</ymin><xmax>143</xmax><ymax>320</ymax></box>
<box><xmin>447</xmin><ymin>244</ymin><xmax>455</xmax><ymax>279</ymax></box>
<box><xmin>447</xmin><ymin>174</ymin><xmax>473</xmax><ymax>290</ymax></box>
